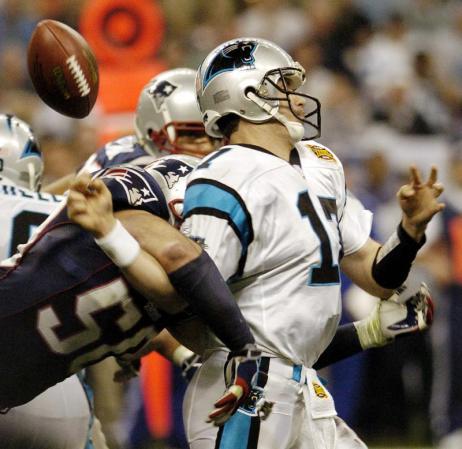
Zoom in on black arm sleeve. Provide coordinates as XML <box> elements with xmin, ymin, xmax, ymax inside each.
<box><xmin>313</xmin><ymin>323</ymin><xmax>363</xmax><ymax>370</ymax></box>
<box><xmin>371</xmin><ymin>222</ymin><xmax>426</xmax><ymax>289</ymax></box>
<box><xmin>168</xmin><ymin>250</ymin><xmax>255</xmax><ymax>351</ymax></box>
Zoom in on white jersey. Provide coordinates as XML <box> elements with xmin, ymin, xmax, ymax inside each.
<box><xmin>0</xmin><ymin>183</ymin><xmax>63</xmax><ymax>259</ymax></box>
<box><xmin>182</xmin><ymin>140</ymin><xmax>371</xmax><ymax>366</ymax></box>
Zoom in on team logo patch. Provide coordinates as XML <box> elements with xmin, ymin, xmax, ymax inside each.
<box><xmin>307</xmin><ymin>144</ymin><xmax>336</xmax><ymax>162</ymax></box>
<box><xmin>148</xmin><ymin>80</ymin><xmax>178</xmax><ymax>112</ymax></box>
<box><xmin>99</xmin><ymin>167</ymin><xmax>159</xmax><ymax>206</ymax></box>
<box><xmin>147</xmin><ymin>159</ymin><xmax>194</xmax><ymax>189</ymax></box>
<box><xmin>21</xmin><ymin>139</ymin><xmax>42</xmax><ymax>159</ymax></box>
<box><xmin>312</xmin><ymin>381</ymin><xmax>328</xmax><ymax>398</ymax></box>
<box><xmin>203</xmin><ymin>41</ymin><xmax>257</xmax><ymax>88</ymax></box>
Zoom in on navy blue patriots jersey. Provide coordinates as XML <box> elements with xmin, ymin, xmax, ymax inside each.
<box><xmin>0</xmin><ymin>165</ymin><xmax>169</xmax><ymax>408</ymax></box>
<box><xmin>95</xmin><ymin>165</ymin><xmax>169</xmax><ymax>219</ymax></box>
<box><xmin>79</xmin><ymin>135</ymin><xmax>156</xmax><ymax>174</ymax></box>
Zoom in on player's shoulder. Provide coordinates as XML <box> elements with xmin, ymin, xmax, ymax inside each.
<box><xmin>143</xmin><ymin>154</ymin><xmax>200</xmax><ymax>225</ymax></box>
<box><xmin>296</xmin><ymin>139</ymin><xmax>343</xmax><ymax>170</ymax></box>
<box><xmin>145</xmin><ymin>153</ymin><xmax>200</xmax><ymax>176</ymax></box>
<box><xmin>96</xmin><ymin>135</ymin><xmax>152</xmax><ymax>167</ymax></box>
<box><xmin>95</xmin><ymin>164</ymin><xmax>169</xmax><ymax>219</ymax></box>
<box><xmin>190</xmin><ymin>144</ymin><xmax>284</xmax><ymax>183</ymax></box>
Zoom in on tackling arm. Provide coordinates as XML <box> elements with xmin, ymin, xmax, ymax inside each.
<box><xmin>67</xmin><ymin>173</ymin><xmax>257</xmax><ymax>353</ymax></box>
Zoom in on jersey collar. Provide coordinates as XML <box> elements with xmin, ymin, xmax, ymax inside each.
<box><xmin>234</xmin><ymin>143</ymin><xmax>298</xmax><ymax>163</ymax></box>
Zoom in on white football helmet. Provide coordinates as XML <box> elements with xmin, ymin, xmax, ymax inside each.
<box><xmin>0</xmin><ymin>114</ymin><xmax>43</xmax><ymax>191</ymax></box>
<box><xmin>196</xmin><ymin>37</ymin><xmax>321</xmax><ymax>142</ymax></box>
<box><xmin>134</xmin><ymin>68</ymin><xmax>206</xmax><ymax>155</ymax></box>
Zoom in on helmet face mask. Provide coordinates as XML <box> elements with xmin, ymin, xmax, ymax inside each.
<box><xmin>196</xmin><ymin>38</ymin><xmax>321</xmax><ymax>140</ymax></box>
<box><xmin>0</xmin><ymin>114</ymin><xmax>43</xmax><ymax>191</ymax></box>
<box><xmin>256</xmin><ymin>66</ymin><xmax>321</xmax><ymax>137</ymax></box>
<box><xmin>149</xmin><ymin>120</ymin><xmax>208</xmax><ymax>155</ymax></box>
<box><xmin>135</xmin><ymin>68</ymin><xmax>207</xmax><ymax>156</ymax></box>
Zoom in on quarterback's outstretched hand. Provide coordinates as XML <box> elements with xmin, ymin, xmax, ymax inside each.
<box><xmin>67</xmin><ymin>172</ymin><xmax>116</xmax><ymax>239</ymax></box>
<box><xmin>398</xmin><ymin>166</ymin><xmax>445</xmax><ymax>241</ymax></box>
<box><xmin>208</xmin><ymin>344</ymin><xmax>261</xmax><ymax>426</ymax></box>
<box><xmin>355</xmin><ymin>282</ymin><xmax>434</xmax><ymax>349</ymax></box>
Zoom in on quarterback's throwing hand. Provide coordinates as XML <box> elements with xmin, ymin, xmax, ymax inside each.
<box><xmin>208</xmin><ymin>344</ymin><xmax>261</xmax><ymax>426</ymax></box>
<box><xmin>67</xmin><ymin>173</ymin><xmax>116</xmax><ymax>238</ymax></box>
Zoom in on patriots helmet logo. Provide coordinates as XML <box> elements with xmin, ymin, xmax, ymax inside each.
<box><xmin>203</xmin><ymin>41</ymin><xmax>257</xmax><ymax>88</ymax></box>
<box><xmin>148</xmin><ymin>80</ymin><xmax>178</xmax><ymax>112</ymax></box>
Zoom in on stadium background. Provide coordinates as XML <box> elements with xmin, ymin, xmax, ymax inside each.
<box><xmin>1</xmin><ymin>0</ymin><xmax>461</xmax><ymax>448</ymax></box>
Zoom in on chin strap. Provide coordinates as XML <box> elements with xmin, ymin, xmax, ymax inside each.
<box><xmin>27</xmin><ymin>162</ymin><xmax>37</xmax><ymax>191</ymax></box>
<box><xmin>247</xmin><ymin>91</ymin><xmax>304</xmax><ymax>144</ymax></box>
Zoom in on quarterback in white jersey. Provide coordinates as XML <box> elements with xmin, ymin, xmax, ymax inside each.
<box><xmin>0</xmin><ymin>115</ymin><xmax>96</xmax><ymax>449</ymax></box>
<box><xmin>183</xmin><ymin>139</ymin><xmax>370</xmax><ymax>366</ymax></box>
<box><xmin>180</xmin><ymin>37</ymin><xmax>444</xmax><ymax>449</ymax></box>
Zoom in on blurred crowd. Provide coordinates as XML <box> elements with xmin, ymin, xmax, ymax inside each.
<box><xmin>1</xmin><ymin>0</ymin><xmax>462</xmax><ymax>448</ymax></box>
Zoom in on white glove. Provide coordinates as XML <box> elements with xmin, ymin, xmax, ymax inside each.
<box><xmin>354</xmin><ymin>282</ymin><xmax>434</xmax><ymax>349</ymax></box>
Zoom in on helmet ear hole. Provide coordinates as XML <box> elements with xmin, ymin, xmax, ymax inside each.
<box><xmin>244</xmin><ymin>86</ymin><xmax>257</xmax><ymax>98</ymax></box>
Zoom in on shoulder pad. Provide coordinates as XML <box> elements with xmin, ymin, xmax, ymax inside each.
<box><xmin>96</xmin><ymin>165</ymin><xmax>169</xmax><ymax>219</ymax></box>
<box><xmin>96</xmin><ymin>135</ymin><xmax>150</xmax><ymax>169</ymax></box>
<box><xmin>144</xmin><ymin>154</ymin><xmax>200</xmax><ymax>225</ymax></box>
<box><xmin>196</xmin><ymin>147</ymin><xmax>233</xmax><ymax>170</ymax></box>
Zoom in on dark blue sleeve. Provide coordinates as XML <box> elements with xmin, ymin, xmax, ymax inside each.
<box><xmin>96</xmin><ymin>165</ymin><xmax>170</xmax><ymax>220</ymax></box>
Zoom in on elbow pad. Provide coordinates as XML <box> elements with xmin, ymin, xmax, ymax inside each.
<box><xmin>371</xmin><ymin>223</ymin><xmax>426</xmax><ymax>289</ymax></box>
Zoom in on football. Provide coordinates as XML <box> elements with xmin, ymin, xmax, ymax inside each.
<box><xmin>27</xmin><ymin>19</ymin><xmax>99</xmax><ymax>119</ymax></box>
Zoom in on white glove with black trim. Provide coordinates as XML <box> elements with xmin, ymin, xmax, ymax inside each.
<box><xmin>354</xmin><ymin>282</ymin><xmax>434</xmax><ymax>349</ymax></box>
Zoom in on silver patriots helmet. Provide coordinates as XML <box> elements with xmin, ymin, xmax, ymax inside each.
<box><xmin>0</xmin><ymin>114</ymin><xmax>43</xmax><ymax>191</ymax></box>
<box><xmin>135</xmin><ymin>68</ymin><xmax>205</xmax><ymax>155</ymax></box>
<box><xmin>196</xmin><ymin>37</ymin><xmax>321</xmax><ymax>141</ymax></box>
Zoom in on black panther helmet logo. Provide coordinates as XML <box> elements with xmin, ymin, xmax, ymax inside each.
<box><xmin>203</xmin><ymin>41</ymin><xmax>257</xmax><ymax>88</ymax></box>
<box><xmin>148</xmin><ymin>80</ymin><xmax>178</xmax><ymax>112</ymax></box>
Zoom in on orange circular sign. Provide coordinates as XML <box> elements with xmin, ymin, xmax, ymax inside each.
<box><xmin>79</xmin><ymin>0</ymin><xmax>165</xmax><ymax>65</ymax></box>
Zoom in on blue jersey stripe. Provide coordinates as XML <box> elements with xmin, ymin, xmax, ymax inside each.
<box><xmin>184</xmin><ymin>181</ymin><xmax>253</xmax><ymax>256</ymax></box>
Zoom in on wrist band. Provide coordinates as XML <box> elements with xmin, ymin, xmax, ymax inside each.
<box><xmin>354</xmin><ymin>308</ymin><xmax>388</xmax><ymax>350</ymax></box>
<box><xmin>94</xmin><ymin>219</ymin><xmax>140</xmax><ymax>268</ymax></box>
<box><xmin>172</xmin><ymin>345</ymin><xmax>195</xmax><ymax>366</ymax></box>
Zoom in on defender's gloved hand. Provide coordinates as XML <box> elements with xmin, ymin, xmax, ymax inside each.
<box><xmin>208</xmin><ymin>344</ymin><xmax>261</xmax><ymax>426</ymax></box>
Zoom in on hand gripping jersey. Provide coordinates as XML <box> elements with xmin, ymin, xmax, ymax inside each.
<box><xmin>0</xmin><ymin>165</ymin><xmax>171</xmax><ymax>408</ymax></box>
<box><xmin>182</xmin><ymin>140</ymin><xmax>371</xmax><ymax>367</ymax></box>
